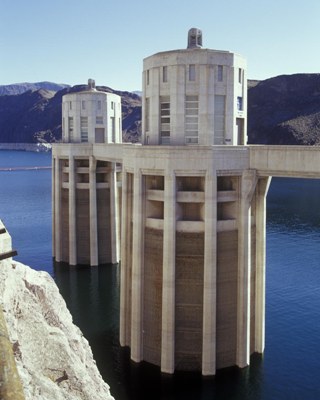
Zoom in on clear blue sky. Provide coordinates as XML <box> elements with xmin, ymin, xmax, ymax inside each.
<box><xmin>1</xmin><ymin>0</ymin><xmax>319</xmax><ymax>91</ymax></box>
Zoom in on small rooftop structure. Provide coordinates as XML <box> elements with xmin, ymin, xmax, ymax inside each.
<box><xmin>187</xmin><ymin>27</ymin><xmax>203</xmax><ymax>48</ymax></box>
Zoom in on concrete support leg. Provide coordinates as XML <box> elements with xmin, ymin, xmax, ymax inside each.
<box><xmin>254</xmin><ymin>177</ymin><xmax>271</xmax><ymax>353</ymax></box>
<box><xmin>54</xmin><ymin>156</ymin><xmax>61</xmax><ymax>262</ymax></box>
<box><xmin>161</xmin><ymin>173</ymin><xmax>176</xmax><ymax>374</ymax></box>
<box><xmin>89</xmin><ymin>156</ymin><xmax>98</xmax><ymax>266</ymax></box>
<box><xmin>237</xmin><ymin>170</ymin><xmax>257</xmax><ymax>368</ymax></box>
<box><xmin>202</xmin><ymin>172</ymin><xmax>217</xmax><ymax>375</ymax></box>
<box><xmin>69</xmin><ymin>156</ymin><xmax>77</xmax><ymax>266</ymax></box>
<box><xmin>120</xmin><ymin>171</ymin><xmax>129</xmax><ymax>346</ymax></box>
<box><xmin>110</xmin><ymin>164</ymin><xmax>120</xmax><ymax>264</ymax></box>
<box><xmin>130</xmin><ymin>171</ymin><xmax>144</xmax><ymax>362</ymax></box>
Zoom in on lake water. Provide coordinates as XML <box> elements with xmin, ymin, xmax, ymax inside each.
<box><xmin>0</xmin><ymin>150</ymin><xmax>320</xmax><ymax>400</ymax></box>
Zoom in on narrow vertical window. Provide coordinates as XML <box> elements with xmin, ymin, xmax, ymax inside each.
<box><xmin>111</xmin><ymin>101</ymin><xmax>114</xmax><ymax>110</ymax></box>
<box><xmin>189</xmin><ymin>64</ymin><xmax>196</xmax><ymax>81</ymax></box>
<box><xmin>214</xmin><ymin>95</ymin><xmax>225</xmax><ymax>145</ymax></box>
<box><xmin>82</xmin><ymin>100</ymin><xmax>86</xmax><ymax>110</ymax></box>
<box><xmin>111</xmin><ymin>117</ymin><xmax>115</xmax><ymax>142</ymax></box>
<box><xmin>238</xmin><ymin>68</ymin><xmax>242</xmax><ymax>83</ymax></box>
<box><xmin>68</xmin><ymin>117</ymin><xmax>74</xmax><ymax>141</ymax></box>
<box><xmin>145</xmin><ymin>97</ymin><xmax>150</xmax><ymax>132</ymax></box>
<box><xmin>237</xmin><ymin>97</ymin><xmax>243</xmax><ymax>111</ymax></box>
<box><xmin>185</xmin><ymin>95</ymin><xmax>198</xmax><ymax>144</ymax></box>
<box><xmin>80</xmin><ymin>117</ymin><xmax>88</xmax><ymax>142</ymax></box>
<box><xmin>69</xmin><ymin>101</ymin><xmax>72</xmax><ymax>110</ymax></box>
<box><xmin>146</xmin><ymin>70</ymin><xmax>150</xmax><ymax>85</ymax></box>
<box><xmin>217</xmin><ymin>65</ymin><xmax>223</xmax><ymax>82</ymax></box>
<box><xmin>163</xmin><ymin>66</ymin><xmax>168</xmax><ymax>83</ymax></box>
<box><xmin>97</xmin><ymin>100</ymin><xmax>101</xmax><ymax>110</ymax></box>
<box><xmin>160</xmin><ymin>96</ymin><xmax>170</xmax><ymax>144</ymax></box>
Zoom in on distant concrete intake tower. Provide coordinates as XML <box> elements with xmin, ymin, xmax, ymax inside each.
<box><xmin>52</xmin><ymin>30</ymin><xmax>319</xmax><ymax>376</ymax></box>
<box><xmin>53</xmin><ymin>80</ymin><xmax>122</xmax><ymax>266</ymax></box>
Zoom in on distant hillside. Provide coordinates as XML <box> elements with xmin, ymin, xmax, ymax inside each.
<box><xmin>0</xmin><ymin>84</ymin><xmax>141</xmax><ymax>143</ymax></box>
<box><xmin>0</xmin><ymin>82</ymin><xmax>70</xmax><ymax>96</ymax></box>
<box><xmin>1</xmin><ymin>74</ymin><xmax>320</xmax><ymax>146</ymax></box>
<box><xmin>248</xmin><ymin>74</ymin><xmax>320</xmax><ymax>145</ymax></box>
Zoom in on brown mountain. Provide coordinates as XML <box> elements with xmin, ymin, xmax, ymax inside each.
<box><xmin>248</xmin><ymin>74</ymin><xmax>320</xmax><ymax>145</ymax></box>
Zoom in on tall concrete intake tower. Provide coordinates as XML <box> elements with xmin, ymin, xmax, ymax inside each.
<box><xmin>119</xmin><ymin>29</ymin><xmax>265</xmax><ymax>376</ymax></box>
<box><xmin>52</xmin><ymin>29</ymin><xmax>295</xmax><ymax>376</ymax></box>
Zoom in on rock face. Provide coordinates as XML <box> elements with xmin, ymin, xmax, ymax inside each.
<box><xmin>0</xmin><ymin>224</ymin><xmax>114</xmax><ymax>400</ymax></box>
<box><xmin>248</xmin><ymin>74</ymin><xmax>320</xmax><ymax>145</ymax></box>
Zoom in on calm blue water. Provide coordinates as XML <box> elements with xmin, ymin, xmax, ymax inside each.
<box><xmin>1</xmin><ymin>150</ymin><xmax>320</xmax><ymax>400</ymax></box>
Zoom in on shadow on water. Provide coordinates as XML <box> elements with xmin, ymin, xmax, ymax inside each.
<box><xmin>54</xmin><ymin>262</ymin><xmax>264</xmax><ymax>400</ymax></box>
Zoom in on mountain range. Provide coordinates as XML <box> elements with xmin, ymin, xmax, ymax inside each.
<box><xmin>1</xmin><ymin>74</ymin><xmax>320</xmax><ymax>145</ymax></box>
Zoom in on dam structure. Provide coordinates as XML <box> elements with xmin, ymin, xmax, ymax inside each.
<box><xmin>52</xmin><ymin>29</ymin><xmax>320</xmax><ymax>376</ymax></box>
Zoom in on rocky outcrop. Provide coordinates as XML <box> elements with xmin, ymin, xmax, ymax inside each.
<box><xmin>248</xmin><ymin>74</ymin><xmax>320</xmax><ymax>145</ymax></box>
<box><xmin>0</xmin><ymin>221</ymin><xmax>114</xmax><ymax>400</ymax></box>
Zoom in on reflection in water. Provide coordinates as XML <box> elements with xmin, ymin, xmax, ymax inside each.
<box><xmin>54</xmin><ymin>262</ymin><xmax>264</xmax><ymax>400</ymax></box>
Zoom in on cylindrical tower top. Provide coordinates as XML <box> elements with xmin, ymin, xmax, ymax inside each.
<box><xmin>61</xmin><ymin>80</ymin><xmax>122</xmax><ymax>144</ymax></box>
<box><xmin>187</xmin><ymin>28</ymin><xmax>202</xmax><ymax>49</ymax></box>
<box><xmin>142</xmin><ymin>30</ymin><xmax>247</xmax><ymax>146</ymax></box>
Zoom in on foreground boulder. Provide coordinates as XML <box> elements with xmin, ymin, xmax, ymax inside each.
<box><xmin>0</xmin><ymin>252</ymin><xmax>114</xmax><ymax>399</ymax></box>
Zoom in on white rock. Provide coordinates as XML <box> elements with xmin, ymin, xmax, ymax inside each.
<box><xmin>0</xmin><ymin>259</ymin><xmax>114</xmax><ymax>400</ymax></box>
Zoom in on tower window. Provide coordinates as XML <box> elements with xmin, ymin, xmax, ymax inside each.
<box><xmin>237</xmin><ymin>97</ymin><xmax>243</xmax><ymax>111</ymax></box>
<box><xmin>82</xmin><ymin>100</ymin><xmax>86</xmax><ymax>110</ymax></box>
<box><xmin>145</xmin><ymin>98</ymin><xmax>150</xmax><ymax>132</ymax></box>
<box><xmin>69</xmin><ymin>101</ymin><xmax>72</xmax><ymax>110</ymax></box>
<box><xmin>160</xmin><ymin>96</ymin><xmax>170</xmax><ymax>144</ymax></box>
<box><xmin>238</xmin><ymin>68</ymin><xmax>242</xmax><ymax>83</ymax></box>
<box><xmin>163</xmin><ymin>66</ymin><xmax>168</xmax><ymax>83</ymax></box>
<box><xmin>96</xmin><ymin>116</ymin><xmax>103</xmax><ymax>124</ymax></box>
<box><xmin>146</xmin><ymin>70</ymin><xmax>150</xmax><ymax>85</ymax></box>
<box><xmin>189</xmin><ymin>64</ymin><xmax>196</xmax><ymax>81</ymax></box>
<box><xmin>217</xmin><ymin>65</ymin><xmax>223</xmax><ymax>82</ymax></box>
<box><xmin>80</xmin><ymin>117</ymin><xmax>88</xmax><ymax>142</ymax></box>
<box><xmin>68</xmin><ymin>117</ymin><xmax>74</xmax><ymax>141</ymax></box>
<box><xmin>214</xmin><ymin>95</ymin><xmax>226</xmax><ymax>145</ymax></box>
<box><xmin>185</xmin><ymin>95</ymin><xmax>199</xmax><ymax>144</ymax></box>
<box><xmin>97</xmin><ymin>100</ymin><xmax>101</xmax><ymax>110</ymax></box>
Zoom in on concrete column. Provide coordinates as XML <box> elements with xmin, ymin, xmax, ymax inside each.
<box><xmin>120</xmin><ymin>171</ymin><xmax>128</xmax><ymax>346</ymax></box>
<box><xmin>130</xmin><ymin>171</ymin><xmax>144</xmax><ymax>362</ymax></box>
<box><xmin>236</xmin><ymin>170</ymin><xmax>257</xmax><ymax>368</ymax></box>
<box><xmin>254</xmin><ymin>177</ymin><xmax>271</xmax><ymax>353</ymax></box>
<box><xmin>110</xmin><ymin>163</ymin><xmax>119</xmax><ymax>263</ymax></box>
<box><xmin>89</xmin><ymin>156</ymin><xmax>98</xmax><ymax>266</ymax></box>
<box><xmin>202</xmin><ymin>172</ymin><xmax>217</xmax><ymax>375</ymax></box>
<box><xmin>68</xmin><ymin>156</ymin><xmax>77</xmax><ymax>266</ymax></box>
<box><xmin>54</xmin><ymin>156</ymin><xmax>61</xmax><ymax>262</ymax></box>
<box><xmin>161</xmin><ymin>173</ymin><xmax>176</xmax><ymax>374</ymax></box>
